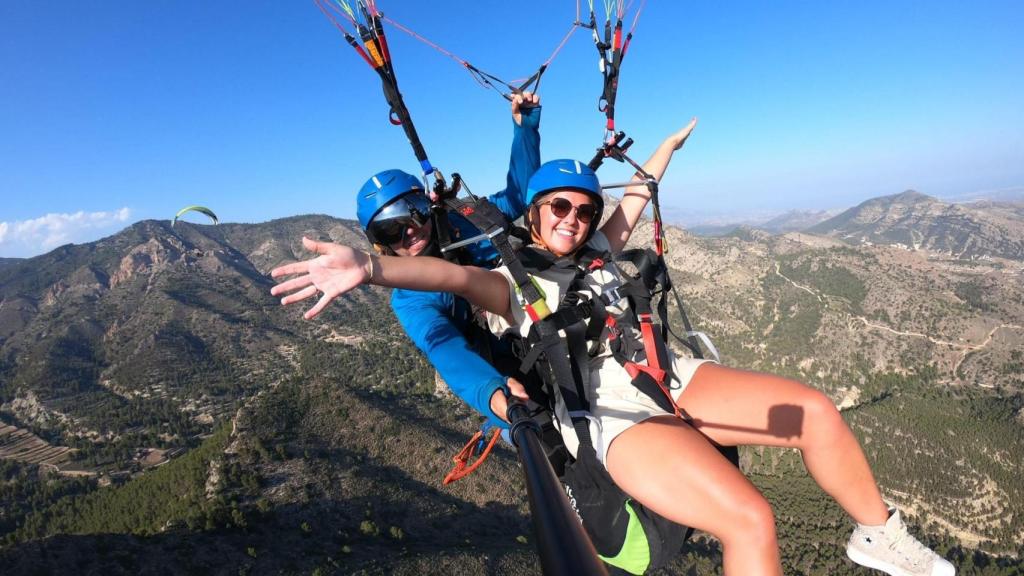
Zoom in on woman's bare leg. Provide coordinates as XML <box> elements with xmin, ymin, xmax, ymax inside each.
<box><xmin>677</xmin><ymin>363</ymin><xmax>889</xmax><ymax>525</ymax></box>
<box><xmin>606</xmin><ymin>416</ymin><xmax>783</xmax><ymax>576</ymax></box>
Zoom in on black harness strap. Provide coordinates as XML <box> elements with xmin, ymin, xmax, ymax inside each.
<box><xmin>438</xmin><ymin>195</ymin><xmax>552</xmax><ymax>322</ymax></box>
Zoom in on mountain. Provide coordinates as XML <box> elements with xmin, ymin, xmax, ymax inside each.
<box><xmin>758</xmin><ymin>209</ymin><xmax>834</xmax><ymax>234</ymax></box>
<box><xmin>1</xmin><ymin>213</ymin><xmax>1022</xmax><ymax>574</ymax></box>
<box><xmin>686</xmin><ymin>209</ymin><xmax>835</xmax><ymax>237</ymax></box>
<box><xmin>808</xmin><ymin>190</ymin><xmax>1024</xmax><ymax>260</ymax></box>
<box><xmin>0</xmin><ymin>216</ymin><xmax>380</xmax><ymax>471</ymax></box>
<box><xmin>687</xmin><ymin>221</ymin><xmax>749</xmax><ymax>237</ymax></box>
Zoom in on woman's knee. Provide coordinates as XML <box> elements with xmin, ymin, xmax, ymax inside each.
<box><xmin>718</xmin><ymin>491</ymin><xmax>777</xmax><ymax>548</ymax></box>
<box><xmin>801</xmin><ymin>387</ymin><xmax>847</xmax><ymax>444</ymax></box>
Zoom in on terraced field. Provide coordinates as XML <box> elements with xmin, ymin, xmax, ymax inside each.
<box><xmin>0</xmin><ymin>424</ymin><xmax>72</xmax><ymax>469</ymax></box>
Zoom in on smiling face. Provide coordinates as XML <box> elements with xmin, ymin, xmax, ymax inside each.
<box><xmin>365</xmin><ymin>191</ymin><xmax>433</xmax><ymax>257</ymax></box>
<box><xmin>530</xmin><ymin>190</ymin><xmax>597</xmax><ymax>257</ymax></box>
<box><xmin>388</xmin><ymin>218</ymin><xmax>433</xmax><ymax>257</ymax></box>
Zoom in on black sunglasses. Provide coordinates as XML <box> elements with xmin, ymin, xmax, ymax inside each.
<box><xmin>368</xmin><ymin>193</ymin><xmax>431</xmax><ymax>246</ymax></box>
<box><xmin>369</xmin><ymin>217</ymin><xmax>421</xmax><ymax>246</ymax></box>
<box><xmin>537</xmin><ymin>197</ymin><xmax>598</xmax><ymax>224</ymax></box>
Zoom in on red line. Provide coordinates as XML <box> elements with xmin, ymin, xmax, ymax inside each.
<box><xmin>313</xmin><ymin>0</ymin><xmax>349</xmax><ymax>34</ymax></box>
<box><xmin>544</xmin><ymin>21</ymin><xmax>581</xmax><ymax>66</ymax></box>
<box><xmin>314</xmin><ymin>0</ymin><xmax>376</xmax><ymax>69</ymax></box>
<box><xmin>381</xmin><ymin>15</ymin><xmax>467</xmax><ymax>66</ymax></box>
<box><xmin>382</xmin><ymin>13</ymin><xmax>580</xmax><ymax>98</ymax></box>
<box><xmin>629</xmin><ymin>0</ymin><xmax>647</xmax><ymax>34</ymax></box>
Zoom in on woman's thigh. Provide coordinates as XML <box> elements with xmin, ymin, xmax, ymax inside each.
<box><xmin>605</xmin><ymin>415</ymin><xmax>772</xmax><ymax>536</ymax></box>
<box><xmin>677</xmin><ymin>362</ymin><xmax>836</xmax><ymax>449</ymax></box>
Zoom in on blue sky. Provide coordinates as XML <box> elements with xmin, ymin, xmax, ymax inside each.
<box><xmin>2</xmin><ymin>0</ymin><xmax>1022</xmax><ymax>257</ymax></box>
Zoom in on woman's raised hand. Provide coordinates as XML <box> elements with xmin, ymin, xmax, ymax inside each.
<box><xmin>270</xmin><ymin>237</ymin><xmax>372</xmax><ymax>320</ymax></box>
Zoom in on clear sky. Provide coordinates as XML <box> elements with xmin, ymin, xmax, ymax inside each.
<box><xmin>2</xmin><ymin>1</ymin><xmax>1022</xmax><ymax>257</ymax></box>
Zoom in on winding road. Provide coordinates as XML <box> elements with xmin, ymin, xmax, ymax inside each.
<box><xmin>772</xmin><ymin>262</ymin><xmax>1023</xmax><ymax>379</ymax></box>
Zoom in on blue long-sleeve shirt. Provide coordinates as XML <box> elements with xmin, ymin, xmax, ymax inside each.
<box><xmin>390</xmin><ymin>106</ymin><xmax>540</xmax><ymax>427</ymax></box>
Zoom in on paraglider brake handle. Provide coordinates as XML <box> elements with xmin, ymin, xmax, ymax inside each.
<box><xmin>432</xmin><ymin>171</ymin><xmax>461</xmax><ymax>201</ymax></box>
<box><xmin>587</xmin><ymin>131</ymin><xmax>632</xmax><ymax>171</ymax></box>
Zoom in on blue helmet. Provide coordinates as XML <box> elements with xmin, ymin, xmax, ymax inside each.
<box><xmin>526</xmin><ymin>159</ymin><xmax>604</xmax><ymax>222</ymax></box>
<box><xmin>356</xmin><ymin>169</ymin><xmax>426</xmax><ymax>231</ymax></box>
<box><xmin>356</xmin><ymin>168</ymin><xmax>432</xmax><ymax>243</ymax></box>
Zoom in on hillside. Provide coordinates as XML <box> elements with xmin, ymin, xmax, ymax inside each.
<box><xmin>758</xmin><ymin>209</ymin><xmax>835</xmax><ymax>234</ymax></box>
<box><xmin>807</xmin><ymin>190</ymin><xmax>1024</xmax><ymax>260</ymax></box>
<box><xmin>1</xmin><ymin>211</ymin><xmax>1022</xmax><ymax>574</ymax></box>
<box><xmin>0</xmin><ymin>217</ymin><xmax>383</xmax><ymax>471</ymax></box>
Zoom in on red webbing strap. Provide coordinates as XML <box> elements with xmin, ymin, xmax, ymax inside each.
<box><xmin>623</xmin><ymin>361</ymin><xmax>684</xmax><ymax>420</ymax></box>
<box><xmin>443</xmin><ymin>427</ymin><xmax>502</xmax><ymax>485</ymax></box>
<box><xmin>637</xmin><ymin>312</ymin><xmax>661</xmax><ymax>372</ymax></box>
<box><xmin>623</xmin><ymin>361</ymin><xmax>664</xmax><ymax>386</ymax></box>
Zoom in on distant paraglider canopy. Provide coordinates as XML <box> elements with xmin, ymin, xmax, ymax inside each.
<box><xmin>172</xmin><ymin>206</ymin><xmax>219</xmax><ymax>227</ymax></box>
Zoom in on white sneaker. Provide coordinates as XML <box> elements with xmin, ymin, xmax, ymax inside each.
<box><xmin>846</xmin><ymin>508</ymin><xmax>956</xmax><ymax>576</ymax></box>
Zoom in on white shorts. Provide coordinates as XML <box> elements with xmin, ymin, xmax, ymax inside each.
<box><xmin>553</xmin><ymin>355</ymin><xmax>713</xmax><ymax>466</ymax></box>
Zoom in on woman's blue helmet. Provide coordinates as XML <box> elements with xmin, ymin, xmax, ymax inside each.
<box><xmin>525</xmin><ymin>159</ymin><xmax>604</xmax><ymax>222</ymax></box>
<box><xmin>356</xmin><ymin>169</ymin><xmax>431</xmax><ymax>245</ymax></box>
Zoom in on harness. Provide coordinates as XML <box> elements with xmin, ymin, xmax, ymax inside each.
<box><xmin>428</xmin><ymin>156</ymin><xmax>719</xmax><ymax>432</ymax></box>
<box><xmin>511</xmin><ymin>245</ymin><xmax>690</xmax><ymax>428</ymax></box>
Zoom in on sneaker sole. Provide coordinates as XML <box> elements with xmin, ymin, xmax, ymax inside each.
<box><xmin>847</xmin><ymin>546</ymin><xmax>916</xmax><ymax>576</ymax></box>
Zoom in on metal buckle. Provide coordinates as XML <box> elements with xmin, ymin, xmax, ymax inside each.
<box><xmin>602</xmin><ymin>285</ymin><xmax>624</xmax><ymax>306</ymax></box>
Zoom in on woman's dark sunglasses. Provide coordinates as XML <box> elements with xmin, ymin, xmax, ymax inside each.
<box><xmin>537</xmin><ymin>197</ymin><xmax>598</xmax><ymax>224</ymax></box>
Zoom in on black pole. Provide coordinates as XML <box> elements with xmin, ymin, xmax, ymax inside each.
<box><xmin>507</xmin><ymin>403</ymin><xmax>609</xmax><ymax>576</ymax></box>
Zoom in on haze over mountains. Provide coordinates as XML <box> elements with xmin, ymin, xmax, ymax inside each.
<box><xmin>687</xmin><ymin>209</ymin><xmax>837</xmax><ymax>237</ymax></box>
<box><xmin>1</xmin><ymin>190</ymin><xmax>1022</xmax><ymax>574</ymax></box>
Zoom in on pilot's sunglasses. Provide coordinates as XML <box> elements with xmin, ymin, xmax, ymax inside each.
<box><xmin>537</xmin><ymin>197</ymin><xmax>598</xmax><ymax>224</ymax></box>
<box><xmin>369</xmin><ymin>217</ymin><xmax>419</xmax><ymax>246</ymax></box>
<box><xmin>368</xmin><ymin>193</ymin><xmax>430</xmax><ymax>245</ymax></box>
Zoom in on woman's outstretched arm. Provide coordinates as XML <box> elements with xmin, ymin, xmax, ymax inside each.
<box><xmin>271</xmin><ymin>237</ymin><xmax>513</xmax><ymax>321</ymax></box>
<box><xmin>601</xmin><ymin>117</ymin><xmax>697</xmax><ymax>252</ymax></box>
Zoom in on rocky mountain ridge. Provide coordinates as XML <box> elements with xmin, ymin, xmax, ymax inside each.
<box><xmin>808</xmin><ymin>190</ymin><xmax>1024</xmax><ymax>260</ymax></box>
